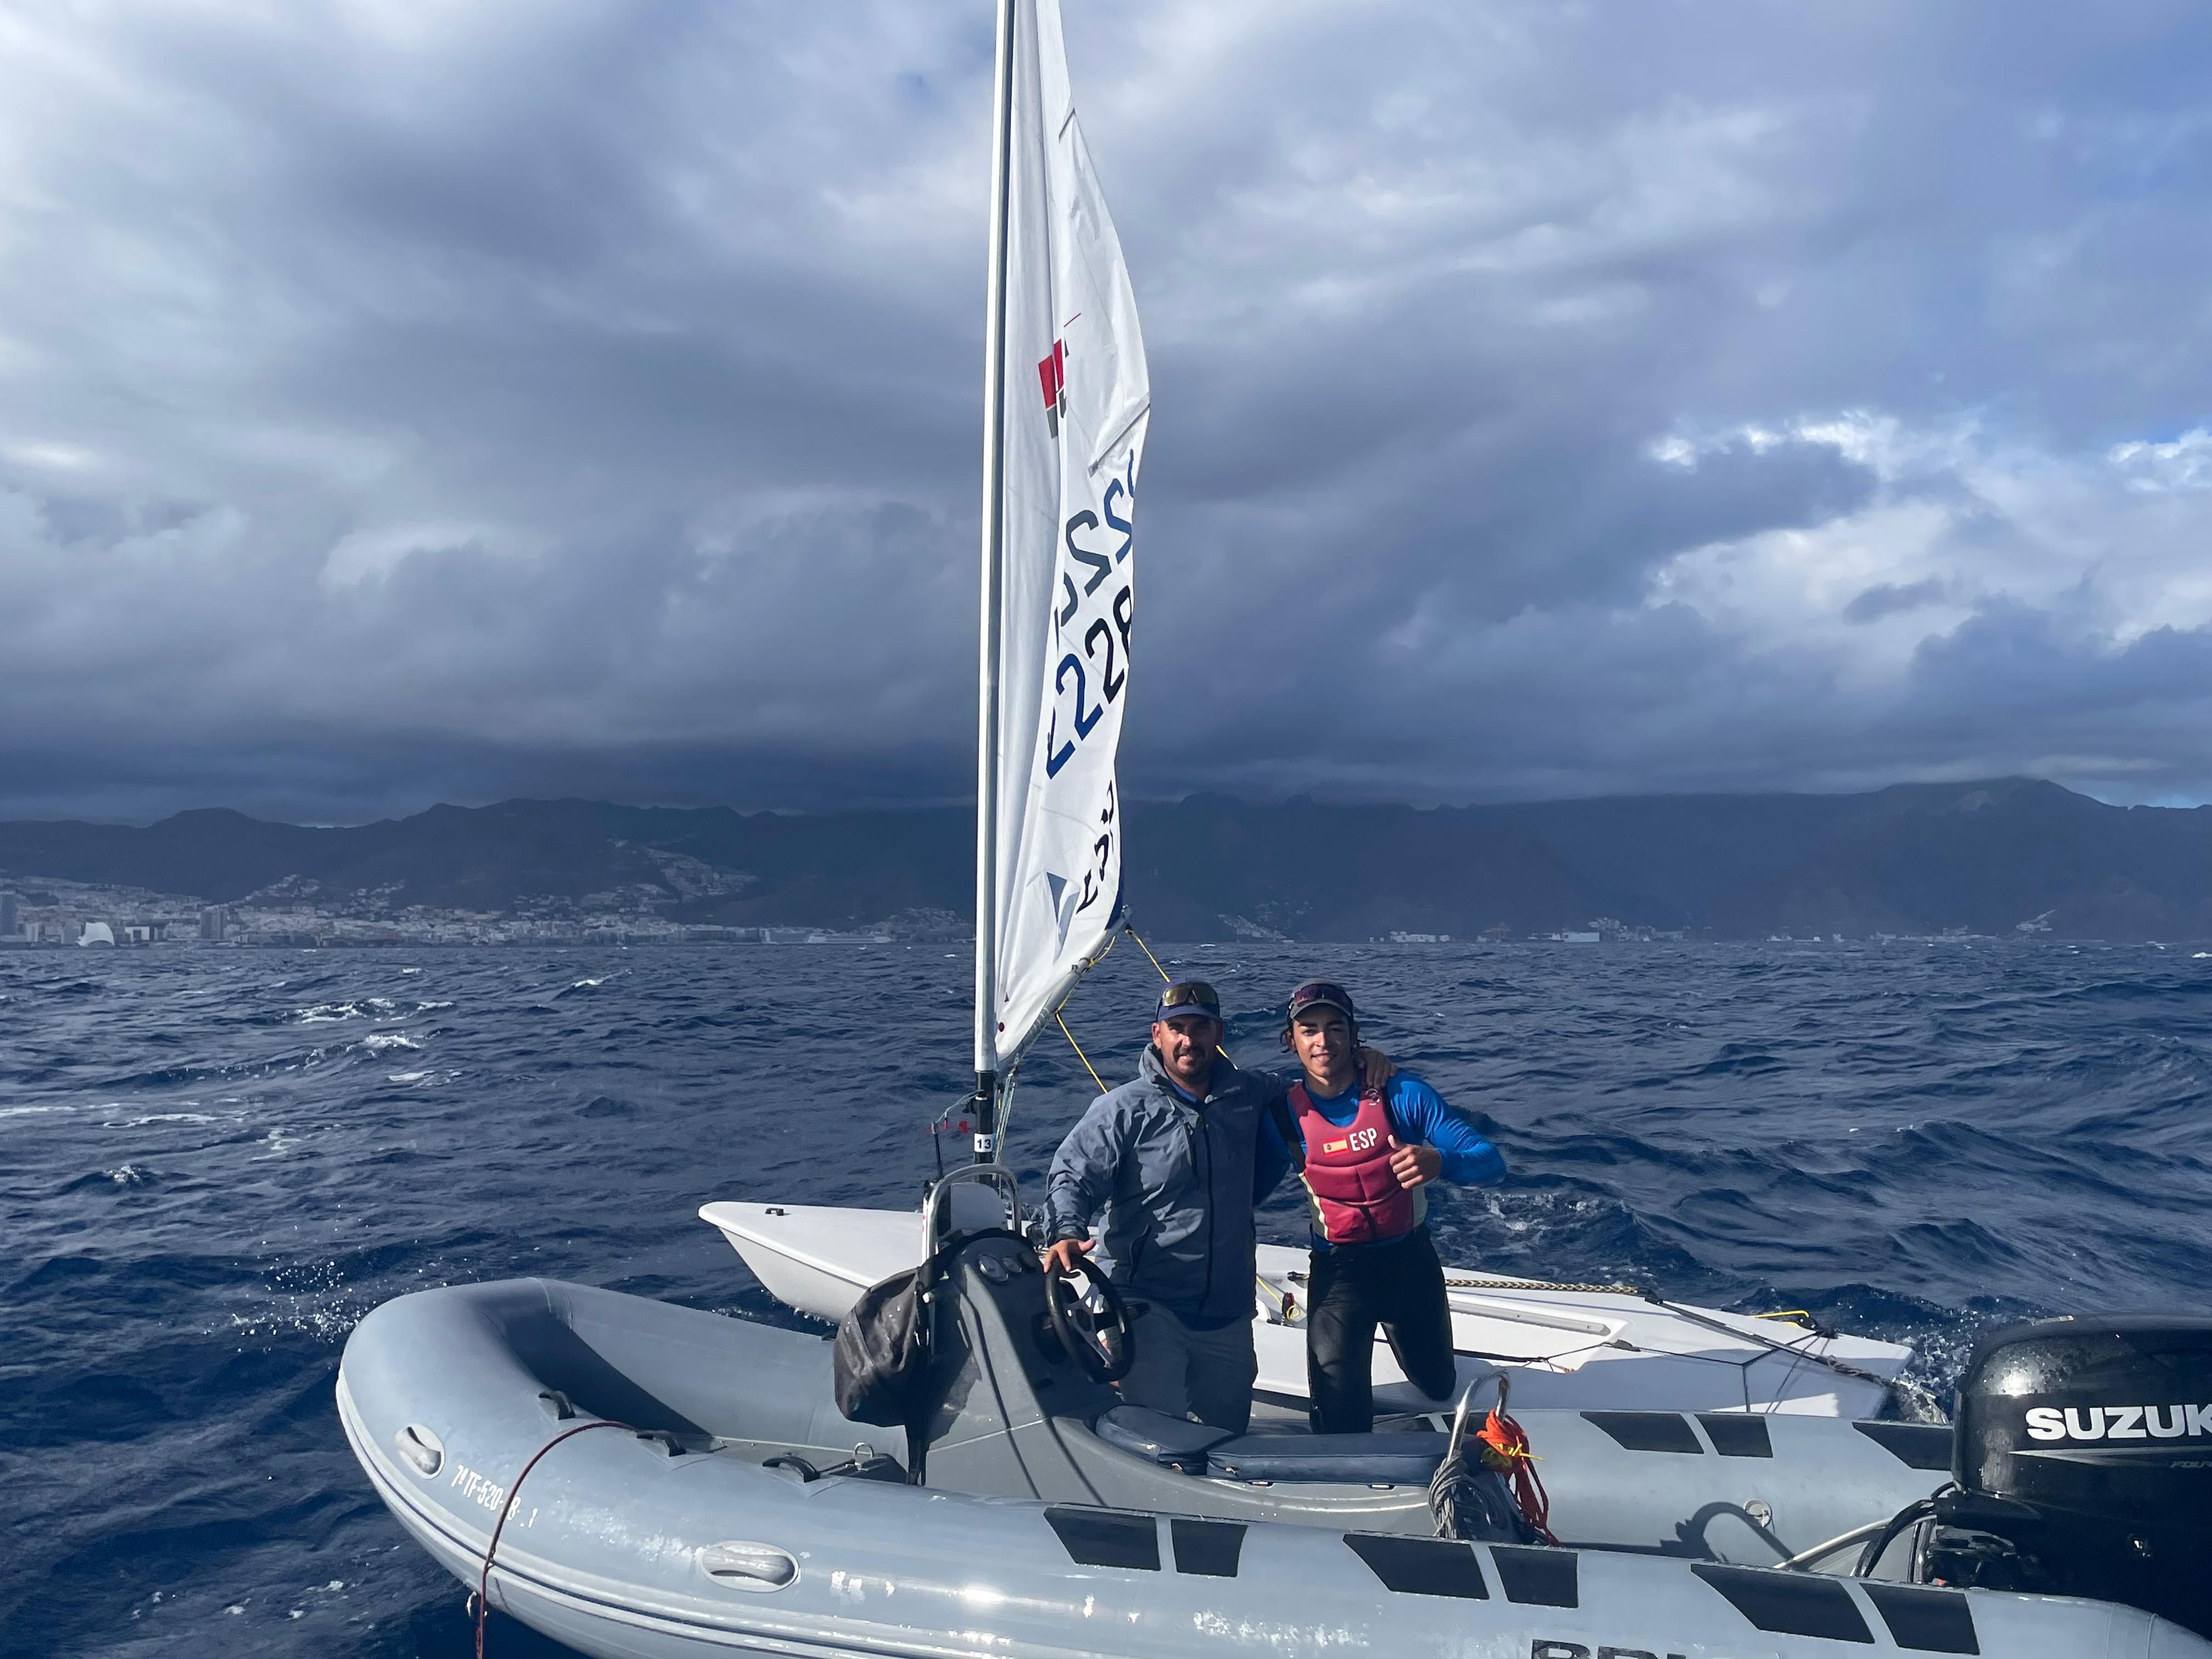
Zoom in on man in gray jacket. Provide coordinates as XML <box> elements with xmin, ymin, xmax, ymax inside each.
<box><xmin>1043</xmin><ymin>979</ymin><xmax>1390</xmax><ymax>1432</ymax></box>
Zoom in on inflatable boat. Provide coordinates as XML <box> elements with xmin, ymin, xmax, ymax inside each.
<box><xmin>699</xmin><ymin>1192</ymin><xmax>1918</xmax><ymax>1418</ymax></box>
<box><xmin>345</xmin><ymin>1174</ymin><xmax>2212</xmax><ymax>1658</ymax></box>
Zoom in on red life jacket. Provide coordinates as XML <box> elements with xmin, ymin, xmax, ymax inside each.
<box><xmin>1287</xmin><ymin>1082</ymin><xmax>1415</xmax><ymax>1245</ymax></box>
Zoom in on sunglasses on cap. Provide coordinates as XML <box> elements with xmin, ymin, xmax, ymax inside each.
<box><xmin>1155</xmin><ymin>980</ymin><xmax>1223</xmax><ymax>1027</ymax></box>
<box><xmin>1286</xmin><ymin>980</ymin><xmax>1357</xmax><ymax>1020</ymax></box>
<box><xmin>1160</xmin><ymin>980</ymin><xmax>1220</xmax><ymax>1009</ymax></box>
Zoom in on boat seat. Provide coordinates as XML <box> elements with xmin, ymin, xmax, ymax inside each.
<box><xmin>1091</xmin><ymin>1405</ymin><xmax>1233</xmax><ymax>1472</ymax></box>
<box><xmin>1205</xmin><ymin>1430</ymin><xmax>1449</xmax><ymax>1486</ymax></box>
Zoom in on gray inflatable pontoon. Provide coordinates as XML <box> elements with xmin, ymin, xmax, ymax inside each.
<box><xmin>341</xmin><ymin>1185</ymin><xmax>2212</xmax><ymax>1656</ymax></box>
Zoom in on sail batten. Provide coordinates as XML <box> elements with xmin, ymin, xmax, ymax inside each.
<box><xmin>975</xmin><ymin>0</ymin><xmax>1149</xmax><ymax>1081</ymax></box>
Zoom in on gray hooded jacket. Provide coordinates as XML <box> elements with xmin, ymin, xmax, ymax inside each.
<box><xmin>1043</xmin><ymin>1046</ymin><xmax>1288</xmax><ymax>1324</ymax></box>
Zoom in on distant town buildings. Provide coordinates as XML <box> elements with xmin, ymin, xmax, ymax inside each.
<box><xmin>0</xmin><ymin>872</ymin><xmax>930</xmax><ymax>949</ymax></box>
<box><xmin>0</xmin><ymin>871</ymin><xmax>2082</xmax><ymax>952</ymax></box>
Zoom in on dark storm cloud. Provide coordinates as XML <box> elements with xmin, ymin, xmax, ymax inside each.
<box><xmin>1846</xmin><ymin>580</ymin><xmax>1951</xmax><ymax>625</ymax></box>
<box><xmin>4</xmin><ymin>1</ymin><xmax>2212</xmax><ymax>822</ymax></box>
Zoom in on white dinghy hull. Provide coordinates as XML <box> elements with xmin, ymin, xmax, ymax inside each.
<box><xmin>701</xmin><ymin>1198</ymin><xmax>1914</xmax><ymax>1417</ymax></box>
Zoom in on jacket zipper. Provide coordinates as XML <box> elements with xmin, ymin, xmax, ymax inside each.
<box><xmin>1194</xmin><ymin>1093</ymin><xmax>1212</xmax><ymax>1313</ymax></box>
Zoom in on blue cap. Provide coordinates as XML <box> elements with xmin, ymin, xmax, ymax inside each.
<box><xmin>1154</xmin><ymin>978</ymin><xmax>1222</xmax><ymax>1024</ymax></box>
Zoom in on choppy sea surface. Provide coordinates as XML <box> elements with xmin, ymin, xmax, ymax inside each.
<box><xmin>5</xmin><ymin>939</ymin><xmax>2212</xmax><ymax>1655</ymax></box>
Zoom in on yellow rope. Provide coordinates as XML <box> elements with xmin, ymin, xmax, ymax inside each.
<box><xmin>1124</xmin><ymin>923</ymin><xmax>1232</xmax><ymax>1060</ymax></box>
<box><xmin>1056</xmin><ymin>1011</ymin><xmax>1107</xmax><ymax>1093</ymax></box>
<box><xmin>1125</xmin><ymin>923</ymin><xmax>1173</xmax><ymax>983</ymax></box>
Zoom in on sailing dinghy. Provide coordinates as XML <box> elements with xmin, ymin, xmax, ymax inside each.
<box><xmin>692</xmin><ymin>0</ymin><xmax>1914</xmax><ymax>1419</ymax></box>
<box><xmin>703</xmin><ymin>1199</ymin><xmax>1913</xmax><ymax>1417</ymax></box>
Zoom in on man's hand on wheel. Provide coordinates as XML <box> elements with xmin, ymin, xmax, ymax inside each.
<box><xmin>1044</xmin><ymin>1237</ymin><xmax>1094</xmax><ymax>1275</ymax></box>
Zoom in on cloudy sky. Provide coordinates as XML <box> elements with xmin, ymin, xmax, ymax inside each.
<box><xmin>4</xmin><ymin>0</ymin><xmax>2212</xmax><ymax>822</ymax></box>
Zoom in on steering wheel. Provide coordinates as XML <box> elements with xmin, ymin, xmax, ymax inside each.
<box><xmin>1041</xmin><ymin>1255</ymin><xmax>1137</xmax><ymax>1383</ymax></box>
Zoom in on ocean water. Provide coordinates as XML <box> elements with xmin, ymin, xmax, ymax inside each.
<box><xmin>5</xmin><ymin>939</ymin><xmax>2212</xmax><ymax>1655</ymax></box>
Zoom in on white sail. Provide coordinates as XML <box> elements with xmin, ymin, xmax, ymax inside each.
<box><xmin>980</xmin><ymin>0</ymin><xmax>1149</xmax><ymax>1069</ymax></box>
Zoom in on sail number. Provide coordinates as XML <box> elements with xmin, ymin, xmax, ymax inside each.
<box><xmin>1046</xmin><ymin>590</ymin><xmax>1131</xmax><ymax>775</ymax></box>
<box><xmin>1045</xmin><ymin>464</ymin><xmax>1136</xmax><ymax>780</ymax></box>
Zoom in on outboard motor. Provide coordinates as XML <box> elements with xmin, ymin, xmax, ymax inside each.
<box><xmin>1924</xmin><ymin>1314</ymin><xmax>2212</xmax><ymax>1638</ymax></box>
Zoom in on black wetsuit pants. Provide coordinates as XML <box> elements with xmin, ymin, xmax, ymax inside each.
<box><xmin>1305</xmin><ymin>1224</ymin><xmax>1457</xmax><ymax>1435</ymax></box>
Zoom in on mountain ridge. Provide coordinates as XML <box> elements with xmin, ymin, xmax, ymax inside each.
<box><xmin>3</xmin><ymin>777</ymin><xmax>2208</xmax><ymax>940</ymax></box>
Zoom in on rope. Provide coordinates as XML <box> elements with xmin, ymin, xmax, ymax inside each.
<box><xmin>1125</xmin><ymin>923</ymin><xmax>1173</xmax><ymax>983</ymax></box>
<box><xmin>1641</xmin><ymin>1294</ymin><xmax>1908</xmax><ymax>1397</ymax></box>
<box><xmin>1444</xmin><ymin>1272</ymin><xmax>1650</xmax><ymax>1296</ymax></box>
<box><xmin>1056</xmin><ymin>1011</ymin><xmax>1106</xmax><ymax>1092</ymax></box>
<box><xmin>1124</xmin><ymin>922</ymin><xmax>1233</xmax><ymax>1062</ymax></box>
<box><xmin>1475</xmin><ymin>1408</ymin><xmax>1557</xmax><ymax>1545</ymax></box>
<box><xmin>473</xmin><ymin>1418</ymin><xmax>633</xmax><ymax>1658</ymax></box>
<box><xmin>1436</xmin><ymin>1271</ymin><xmax>1925</xmax><ymax>1409</ymax></box>
<box><xmin>995</xmin><ymin>933</ymin><xmax>1116</xmax><ymax>1150</ymax></box>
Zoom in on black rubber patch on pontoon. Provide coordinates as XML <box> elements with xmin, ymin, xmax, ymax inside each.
<box><xmin>1696</xmin><ymin>1413</ymin><xmax>1773</xmax><ymax>1458</ymax></box>
<box><xmin>1344</xmin><ymin>1534</ymin><xmax>1488</xmax><ymax>1598</ymax></box>
<box><xmin>1046</xmin><ymin>1507</ymin><xmax>1159</xmax><ymax>1571</ymax></box>
<box><xmin>1170</xmin><ymin>1518</ymin><xmax>1244</xmax><ymax>1577</ymax></box>
<box><xmin>1853</xmin><ymin>1420</ymin><xmax>1954</xmax><ymax>1471</ymax></box>
<box><xmin>1864</xmin><ymin>1583</ymin><xmax>1979</xmax><ymax>1654</ymax></box>
<box><xmin>1582</xmin><ymin>1410</ymin><xmax>1702</xmax><ymax>1453</ymax></box>
<box><xmin>1694</xmin><ymin>1564</ymin><xmax>1872</xmax><ymax>1643</ymax></box>
<box><xmin>1491</xmin><ymin>1545</ymin><xmax>1578</xmax><ymax>1607</ymax></box>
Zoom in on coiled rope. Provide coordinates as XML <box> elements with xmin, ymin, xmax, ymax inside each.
<box><xmin>1432</xmin><ymin>1376</ymin><xmax>1557</xmax><ymax>1545</ymax></box>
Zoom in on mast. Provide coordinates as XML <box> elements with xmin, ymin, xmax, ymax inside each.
<box><xmin>970</xmin><ymin>0</ymin><xmax>1019</xmax><ymax>1165</ymax></box>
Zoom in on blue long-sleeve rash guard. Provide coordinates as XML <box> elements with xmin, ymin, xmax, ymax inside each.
<box><xmin>1255</xmin><ymin>1073</ymin><xmax>1507</xmax><ymax>1248</ymax></box>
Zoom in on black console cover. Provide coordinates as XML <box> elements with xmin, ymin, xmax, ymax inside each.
<box><xmin>1207</xmin><ymin>1431</ymin><xmax>1449</xmax><ymax>1485</ymax></box>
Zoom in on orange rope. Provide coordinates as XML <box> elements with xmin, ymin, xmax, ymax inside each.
<box><xmin>1475</xmin><ymin>1409</ymin><xmax>1558</xmax><ymax>1545</ymax></box>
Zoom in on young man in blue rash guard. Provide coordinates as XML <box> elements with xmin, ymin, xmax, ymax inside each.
<box><xmin>1043</xmin><ymin>979</ymin><xmax>1396</xmax><ymax>1433</ymax></box>
<box><xmin>1258</xmin><ymin>980</ymin><xmax>1508</xmax><ymax>1435</ymax></box>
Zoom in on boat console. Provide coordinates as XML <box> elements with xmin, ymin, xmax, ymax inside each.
<box><xmin>900</xmin><ymin>1215</ymin><xmax>1496</xmax><ymax>1531</ymax></box>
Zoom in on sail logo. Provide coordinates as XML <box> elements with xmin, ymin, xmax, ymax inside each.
<box><xmin>1038</xmin><ymin>340</ymin><xmax>1066</xmax><ymax>438</ymax></box>
<box><xmin>1043</xmin><ymin>868</ymin><xmax>1081</xmax><ymax>950</ymax></box>
<box><xmin>2023</xmin><ymin>1403</ymin><xmax>2212</xmax><ymax>1442</ymax></box>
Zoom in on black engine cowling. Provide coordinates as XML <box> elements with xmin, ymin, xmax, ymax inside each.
<box><xmin>1934</xmin><ymin>1313</ymin><xmax>2212</xmax><ymax>1636</ymax></box>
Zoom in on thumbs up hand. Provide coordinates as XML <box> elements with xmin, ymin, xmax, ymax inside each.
<box><xmin>1388</xmin><ymin>1135</ymin><xmax>1441</xmax><ymax>1190</ymax></box>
